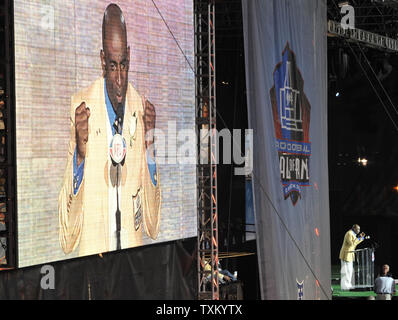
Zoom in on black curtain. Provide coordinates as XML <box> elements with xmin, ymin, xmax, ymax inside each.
<box><xmin>0</xmin><ymin>239</ymin><xmax>197</xmax><ymax>300</ymax></box>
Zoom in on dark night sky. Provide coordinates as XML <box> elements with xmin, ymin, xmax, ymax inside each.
<box><xmin>328</xmin><ymin>45</ymin><xmax>398</xmax><ymax>268</ymax></box>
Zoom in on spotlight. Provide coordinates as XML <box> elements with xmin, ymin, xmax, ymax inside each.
<box><xmin>358</xmin><ymin>157</ymin><xmax>368</xmax><ymax>167</ymax></box>
<box><xmin>336</xmin><ymin>92</ymin><xmax>340</xmax><ymax>97</ymax></box>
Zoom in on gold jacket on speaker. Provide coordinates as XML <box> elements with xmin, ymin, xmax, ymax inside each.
<box><xmin>339</xmin><ymin>230</ymin><xmax>364</xmax><ymax>262</ymax></box>
<box><xmin>58</xmin><ymin>77</ymin><xmax>161</xmax><ymax>257</ymax></box>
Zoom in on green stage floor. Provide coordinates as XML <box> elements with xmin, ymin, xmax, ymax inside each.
<box><xmin>331</xmin><ymin>265</ymin><xmax>398</xmax><ymax>299</ymax></box>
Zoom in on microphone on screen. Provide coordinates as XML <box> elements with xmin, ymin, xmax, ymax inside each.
<box><xmin>110</xmin><ymin>103</ymin><xmax>126</xmax><ymax>166</ymax></box>
<box><xmin>114</xmin><ymin>103</ymin><xmax>124</xmax><ymax>134</ymax></box>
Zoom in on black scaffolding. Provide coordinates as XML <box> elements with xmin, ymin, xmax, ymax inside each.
<box><xmin>0</xmin><ymin>0</ymin><xmax>16</xmax><ymax>269</ymax></box>
<box><xmin>195</xmin><ymin>0</ymin><xmax>219</xmax><ymax>300</ymax></box>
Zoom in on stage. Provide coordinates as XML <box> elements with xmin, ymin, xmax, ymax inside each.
<box><xmin>331</xmin><ymin>265</ymin><xmax>398</xmax><ymax>300</ymax></box>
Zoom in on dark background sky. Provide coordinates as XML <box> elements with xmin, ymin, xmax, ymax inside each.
<box><xmin>214</xmin><ymin>0</ymin><xmax>398</xmax><ymax>293</ymax></box>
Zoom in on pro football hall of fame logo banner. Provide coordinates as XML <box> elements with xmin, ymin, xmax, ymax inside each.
<box><xmin>270</xmin><ymin>43</ymin><xmax>311</xmax><ymax>206</ymax></box>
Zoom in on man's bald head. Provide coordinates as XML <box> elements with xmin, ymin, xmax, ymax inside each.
<box><xmin>352</xmin><ymin>224</ymin><xmax>360</xmax><ymax>234</ymax></box>
<box><xmin>100</xmin><ymin>3</ymin><xmax>130</xmax><ymax>112</ymax></box>
<box><xmin>382</xmin><ymin>264</ymin><xmax>390</xmax><ymax>275</ymax></box>
<box><xmin>102</xmin><ymin>4</ymin><xmax>127</xmax><ymax>48</ymax></box>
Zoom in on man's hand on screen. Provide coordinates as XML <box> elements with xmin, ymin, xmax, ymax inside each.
<box><xmin>75</xmin><ymin>101</ymin><xmax>90</xmax><ymax>167</ymax></box>
<box><xmin>143</xmin><ymin>98</ymin><xmax>156</xmax><ymax>153</ymax></box>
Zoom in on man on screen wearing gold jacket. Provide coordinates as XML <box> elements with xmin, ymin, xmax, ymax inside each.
<box><xmin>58</xmin><ymin>4</ymin><xmax>161</xmax><ymax>257</ymax></box>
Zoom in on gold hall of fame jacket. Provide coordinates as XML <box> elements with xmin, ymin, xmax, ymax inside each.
<box><xmin>58</xmin><ymin>77</ymin><xmax>161</xmax><ymax>257</ymax></box>
<box><xmin>339</xmin><ymin>230</ymin><xmax>364</xmax><ymax>262</ymax></box>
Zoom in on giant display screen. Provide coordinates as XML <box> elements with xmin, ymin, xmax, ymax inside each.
<box><xmin>15</xmin><ymin>0</ymin><xmax>196</xmax><ymax>267</ymax></box>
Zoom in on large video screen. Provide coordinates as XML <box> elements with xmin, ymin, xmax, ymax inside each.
<box><xmin>15</xmin><ymin>0</ymin><xmax>196</xmax><ymax>268</ymax></box>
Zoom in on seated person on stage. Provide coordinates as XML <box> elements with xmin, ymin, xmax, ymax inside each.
<box><xmin>204</xmin><ymin>259</ymin><xmax>237</xmax><ymax>285</ymax></box>
<box><xmin>374</xmin><ymin>264</ymin><xmax>396</xmax><ymax>300</ymax></box>
<box><xmin>339</xmin><ymin>224</ymin><xmax>365</xmax><ymax>290</ymax></box>
<box><xmin>217</xmin><ymin>260</ymin><xmax>237</xmax><ymax>283</ymax></box>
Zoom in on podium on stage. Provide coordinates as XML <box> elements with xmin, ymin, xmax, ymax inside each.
<box><xmin>220</xmin><ymin>281</ymin><xmax>244</xmax><ymax>300</ymax></box>
<box><xmin>354</xmin><ymin>248</ymin><xmax>375</xmax><ymax>289</ymax></box>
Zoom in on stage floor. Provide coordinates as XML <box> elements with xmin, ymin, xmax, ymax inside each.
<box><xmin>331</xmin><ymin>265</ymin><xmax>398</xmax><ymax>299</ymax></box>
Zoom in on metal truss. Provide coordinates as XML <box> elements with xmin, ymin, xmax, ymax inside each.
<box><xmin>0</xmin><ymin>0</ymin><xmax>16</xmax><ymax>270</ymax></box>
<box><xmin>328</xmin><ymin>19</ymin><xmax>398</xmax><ymax>52</ymax></box>
<box><xmin>194</xmin><ymin>0</ymin><xmax>219</xmax><ymax>300</ymax></box>
<box><xmin>328</xmin><ymin>0</ymin><xmax>398</xmax><ymax>37</ymax></box>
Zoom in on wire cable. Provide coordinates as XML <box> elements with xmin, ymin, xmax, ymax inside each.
<box><xmin>355</xmin><ymin>42</ymin><xmax>398</xmax><ymax>117</ymax></box>
<box><xmin>150</xmin><ymin>0</ymin><xmax>195</xmax><ymax>73</ymax></box>
<box><xmin>347</xmin><ymin>44</ymin><xmax>398</xmax><ymax>133</ymax></box>
<box><xmin>330</xmin><ymin>0</ymin><xmax>398</xmax><ymax>133</ymax></box>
